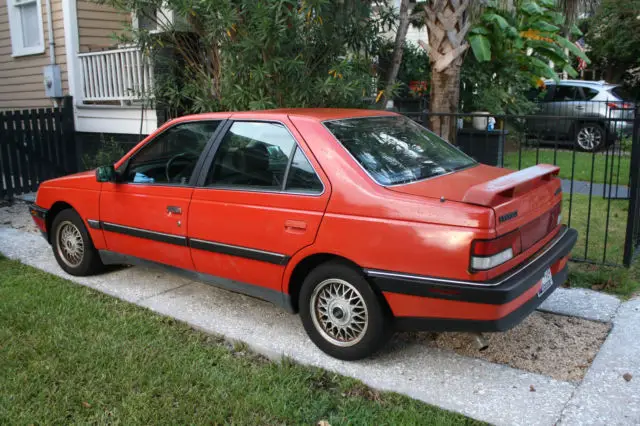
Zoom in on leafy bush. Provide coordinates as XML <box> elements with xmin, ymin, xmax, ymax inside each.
<box><xmin>82</xmin><ymin>136</ymin><xmax>127</xmax><ymax>170</ymax></box>
<box><xmin>376</xmin><ymin>41</ymin><xmax>430</xmax><ymax>98</ymax></box>
<box><xmin>461</xmin><ymin>0</ymin><xmax>590</xmax><ymax>115</ymax></box>
<box><xmin>104</xmin><ymin>0</ymin><xmax>395</xmax><ymax>114</ymax></box>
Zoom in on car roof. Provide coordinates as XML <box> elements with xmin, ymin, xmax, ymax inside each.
<box><xmin>544</xmin><ymin>79</ymin><xmax>616</xmax><ymax>90</ymax></box>
<box><xmin>174</xmin><ymin>108</ymin><xmax>398</xmax><ymax>123</ymax></box>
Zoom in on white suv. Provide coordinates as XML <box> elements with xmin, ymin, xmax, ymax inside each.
<box><xmin>528</xmin><ymin>80</ymin><xmax>635</xmax><ymax>152</ymax></box>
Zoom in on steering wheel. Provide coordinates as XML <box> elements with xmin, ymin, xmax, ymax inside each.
<box><xmin>165</xmin><ymin>152</ymin><xmax>196</xmax><ymax>183</ymax></box>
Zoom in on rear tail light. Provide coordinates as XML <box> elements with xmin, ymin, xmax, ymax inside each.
<box><xmin>470</xmin><ymin>230</ymin><xmax>522</xmax><ymax>271</ymax></box>
<box><xmin>470</xmin><ymin>203</ymin><xmax>562</xmax><ymax>271</ymax></box>
<box><xmin>607</xmin><ymin>101</ymin><xmax>633</xmax><ymax>110</ymax></box>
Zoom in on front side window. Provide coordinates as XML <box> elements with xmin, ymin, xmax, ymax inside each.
<box><xmin>8</xmin><ymin>0</ymin><xmax>45</xmax><ymax>56</ymax></box>
<box><xmin>206</xmin><ymin>122</ymin><xmax>296</xmax><ymax>190</ymax></box>
<box><xmin>325</xmin><ymin>115</ymin><xmax>476</xmax><ymax>186</ymax></box>
<box><xmin>121</xmin><ymin>121</ymin><xmax>219</xmax><ymax>185</ymax></box>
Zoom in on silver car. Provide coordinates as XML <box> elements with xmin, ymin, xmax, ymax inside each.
<box><xmin>527</xmin><ymin>80</ymin><xmax>635</xmax><ymax>152</ymax></box>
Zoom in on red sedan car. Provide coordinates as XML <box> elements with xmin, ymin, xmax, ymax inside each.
<box><xmin>30</xmin><ymin>109</ymin><xmax>577</xmax><ymax>360</ymax></box>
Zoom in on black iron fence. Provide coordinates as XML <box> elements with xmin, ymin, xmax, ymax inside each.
<box><xmin>0</xmin><ymin>97</ymin><xmax>77</xmax><ymax>200</ymax></box>
<box><xmin>404</xmin><ymin>101</ymin><xmax>640</xmax><ymax>267</ymax></box>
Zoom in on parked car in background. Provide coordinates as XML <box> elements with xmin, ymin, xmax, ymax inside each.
<box><xmin>29</xmin><ymin>109</ymin><xmax>577</xmax><ymax>360</ymax></box>
<box><xmin>527</xmin><ymin>80</ymin><xmax>635</xmax><ymax>152</ymax></box>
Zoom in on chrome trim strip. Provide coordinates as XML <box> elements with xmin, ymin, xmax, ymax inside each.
<box><xmin>87</xmin><ymin>219</ymin><xmax>101</xmax><ymax>229</ymax></box>
<box><xmin>100</xmin><ymin>221</ymin><xmax>289</xmax><ymax>265</ymax></box>
<box><xmin>189</xmin><ymin>238</ymin><xmax>289</xmax><ymax>266</ymax></box>
<box><xmin>364</xmin><ymin>228</ymin><xmax>569</xmax><ymax>288</ymax></box>
<box><xmin>102</xmin><ymin>222</ymin><xmax>187</xmax><ymax>246</ymax></box>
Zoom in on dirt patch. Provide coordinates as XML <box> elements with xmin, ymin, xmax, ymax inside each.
<box><xmin>398</xmin><ymin>311</ymin><xmax>611</xmax><ymax>382</ymax></box>
<box><xmin>0</xmin><ymin>201</ymin><xmax>38</xmax><ymax>233</ymax></box>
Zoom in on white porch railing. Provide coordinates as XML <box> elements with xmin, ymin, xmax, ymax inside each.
<box><xmin>79</xmin><ymin>47</ymin><xmax>154</xmax><ymax>102</ymax></box>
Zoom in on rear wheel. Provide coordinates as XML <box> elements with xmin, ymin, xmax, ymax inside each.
<box><xmin>299</xmin><ymin>261</ymin><xmax>391</xmax><ymax>360</ymax></box>
<box><xmin>51</xmin><ymin>209</ymin><xmax>103</xmax><ymax>276</ymax></box>
<box><xmin>575</xmin><ymin>123</ymin><xmax>605</xmax><ymax>152</ymax></box>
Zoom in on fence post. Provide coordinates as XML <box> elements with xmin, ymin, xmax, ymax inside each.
<box><xmin>61</xmin><ymin>96</ymin><xmax>78</xmax><ymax>173</ymax></box>
<box><xmin>623</xmin><ymin>107</ymin><xmax>640</xmax><ymax>266</ymax></box>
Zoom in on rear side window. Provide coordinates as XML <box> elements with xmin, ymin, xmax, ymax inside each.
<box><xmin>582</xmin><ymin>87</ymin><xmax>599</xmax><ymax>100</ymax></box>
<box><xmin>205</xmin><ymin>121</ymin><xmax>323</xmax><ymax>194</ymax></box>
<box><xmin>206</xmin><ymin>122</ymin><xmax>295</xmax><ymax>189</ymax></box>
<box><xmin>285</xmin><ymin>147</ymin><xmax>323</xmax><ymax>194</ymax></box>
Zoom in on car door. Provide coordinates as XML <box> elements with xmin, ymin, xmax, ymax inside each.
<box><xmin>543</xmin><ymin>85</ymin><xmax>581</xmax><ymax>136</ymax></box>
<box><xmin>188</xmin><ymin>119</ymin><xmax>330</xmax><ymax>296</ymax></box>
<box><xmin>527</xmin><ymin>85</ymin><xmax>554</xmax><ymax>135</ymax></box>
<box><xmin>99</xmin><ymin>120</ymin><xmax>223</xmax><ymax>270</ymax></box>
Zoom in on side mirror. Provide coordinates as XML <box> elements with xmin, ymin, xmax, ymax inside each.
<box><xmin>96</xmin><ymin>165</ymin><xmax>117</xmax><ymax>183</ymax></box>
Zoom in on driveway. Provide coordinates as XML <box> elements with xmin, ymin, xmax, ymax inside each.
<box><xmin>1</xmin><ymin>204</ymin><xmax>639</xmax><ymax>425</ymax></box>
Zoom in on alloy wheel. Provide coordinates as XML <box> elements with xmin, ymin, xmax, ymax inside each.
<box><xmin>56</xmin><ymin>220</ymin><xmax>85</xmax><ymax>268</ymax></box>
<box><xmin>576</xmin><ymin>126</ymin><xmax>603</xmax><ymax>151</ymax></box>
<box><xmin>310</xmin><ymin>278</ymin><xmax>369</xmax><ymax>347</ymax></box>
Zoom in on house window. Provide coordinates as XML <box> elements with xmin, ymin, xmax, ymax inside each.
<box><xmin>7</xmin><ymin>0</ymin><xmax>45</xmax><ymax>57</ymax></box>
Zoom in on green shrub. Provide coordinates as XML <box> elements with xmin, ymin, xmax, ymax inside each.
<box><xmin>82</xmin><ymin>136</ymin><xmax>127</xmax><ymax>170</ymax></box>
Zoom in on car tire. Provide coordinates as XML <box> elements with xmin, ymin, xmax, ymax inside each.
<box><xmin>51</xmin><ymin>209</ymin><xmax>103</xmax><ymax>276</ymax></box>
<box><xmin>299</xmin><ymin>261</ymin><xmax>391</xmax><ymax>360</ymax></box>
<box><xmin>575</xmin><ymin>123</ymin><xmax>606</xmax><ymax>152</ymax></box>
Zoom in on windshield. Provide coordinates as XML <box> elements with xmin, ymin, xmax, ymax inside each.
<box><xmin>324</xmin><ymin>115</ymin><xmax>476</xmax><ymax>186</ymax></box>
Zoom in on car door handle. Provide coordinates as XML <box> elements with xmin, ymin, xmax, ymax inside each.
<box><xmin>166</xmin><ymin>206</ymin><xmax>182</xmax><ymax>215</ymax></box>
<box><xmin>284</xmin><ymin>220</ymin><xmax>307</xmax><ymax>232</ymax></box>
<box><xmin>575</xmin><ymin>106</ymin><xmax>585</xmax><ymax>110</ymax></box>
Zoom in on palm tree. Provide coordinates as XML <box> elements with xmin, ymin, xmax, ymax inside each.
<box><xmin>415</xmin><ymin>0</ymin><xmax>600</xmax><ymax>141</ymax></box>
<box><xmin>416</xmin><ymin>0</ymin><xmax>473</xmax><ymax>142</ymax></box>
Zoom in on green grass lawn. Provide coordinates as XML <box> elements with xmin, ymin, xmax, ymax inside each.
<box><xmin>566</xmin><ymin>262</ymin><xmax>640</xmax><ymax>299</ymax></box>
<box><xmin>563</xmin><ymin>193</ymin><xmax>628</xmax><ymax>264</ymax></box>
<box><xmin>0</xmin><ymin>256</ymin><xmax>480</xmax><ymax>425</ymax></box>
<box><xmin>504</xmin><ymin>148</ymin><xmax>630</xmax><ymax>185</ymax></box>
<box><xmin>560</xmin><ymin>193</ymin><xmax>640</xmax><ymax>298</ymax></box>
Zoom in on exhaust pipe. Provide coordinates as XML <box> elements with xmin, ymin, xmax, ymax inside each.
<box><xmin>472</xmin><ymin>333</ymin><xmax>489</xmax><ymax>351</ymax></box>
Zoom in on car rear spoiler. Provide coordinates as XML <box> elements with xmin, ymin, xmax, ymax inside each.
<box><xmin>462</xmin><ymin>164</ymin><xmax>560</xmax><ymax>207</ymax></box>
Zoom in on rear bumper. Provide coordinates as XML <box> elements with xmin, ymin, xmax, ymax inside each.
<box><xmin>365</xmin><ymin>226</ymin><xmax>578</xmax><ymax>332</ymax></box>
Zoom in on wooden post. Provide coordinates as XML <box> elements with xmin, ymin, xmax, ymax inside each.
<box><xmin>62</xmin><ymin>96</ymin><xmax>78</xmax><ymax>173</ymax></box>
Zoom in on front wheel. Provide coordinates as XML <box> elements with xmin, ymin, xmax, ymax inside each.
<box><xmin>575</xmin><ymin>123</ymin><xmax>605</xmax><ymax>152</ymax></box>
<box><xmin>51</xmin><ymin>209</ymin><xmax>103</xmax><ymax>276</ymax></box>
<box><xmin>299</xmin><ymin>261</ymin><xmax>391</xmax><ymax>360</ymax></box>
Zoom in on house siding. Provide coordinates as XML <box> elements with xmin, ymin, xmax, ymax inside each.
<box><xmin>0</xmin><ymin>0</ymin><xmax>68</xmax><ymax>110</ymax></box>
<box><xmin>77</xmin><ymin>0</ymin><xmax>130</xmax><ymax>53</ymax></box>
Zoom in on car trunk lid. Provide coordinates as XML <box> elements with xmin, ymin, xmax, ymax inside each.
<box><xmin>388</xmin><ymin>164</ymin><xmax>563</xmax><ymax>241</ymax></box>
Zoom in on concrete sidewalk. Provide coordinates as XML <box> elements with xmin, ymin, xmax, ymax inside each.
<box><xmin>1</xmin><ymin>226</ymin><xmax>638</xmax><ymax>426</ymax></box>
<box><xmin>560</xmin><ymin>179</ymin><xmax>630</xmax><ymax>198</ymax></box>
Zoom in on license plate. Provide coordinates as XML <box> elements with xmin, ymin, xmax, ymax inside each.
<box><xmin>538</xmin><ymin>268</ymin><xmax>553</xmax><ymax>297</ymax></box>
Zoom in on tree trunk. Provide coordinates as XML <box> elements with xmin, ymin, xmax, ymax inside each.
<box><xmin>419</xmin><ymin>0</ymin><xmax>472</xmax><ymax>143</ymax></box>
<box><xmin>429</xmin><ymin>63</ymin><xmax>462</xmax><ymax>142</ymax></box>
<box><xmin>383</xmin><ymin>0</ymin><xmax>412</xmax><ymax>106</ymax></box>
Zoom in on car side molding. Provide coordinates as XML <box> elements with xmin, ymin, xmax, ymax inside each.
<box><xmin>98</xmin><ymin>250</ymin><xmax>296</xmax><ymax>313</ymax></box>
<box><xmin>93</xmin><ymin>220</ymin><xmax>290</xmax><ymax>266</ymax></box>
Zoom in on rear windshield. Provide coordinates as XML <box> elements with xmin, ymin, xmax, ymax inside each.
<box><xmin>610</xmin><ymin>86</ymin><xmax>634</xmax><ymax>101</ymax></box>
<box><xmin>324</xmin><ymin>115</ymin><xmax>476</xmax><ymax>186</ymax></box>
